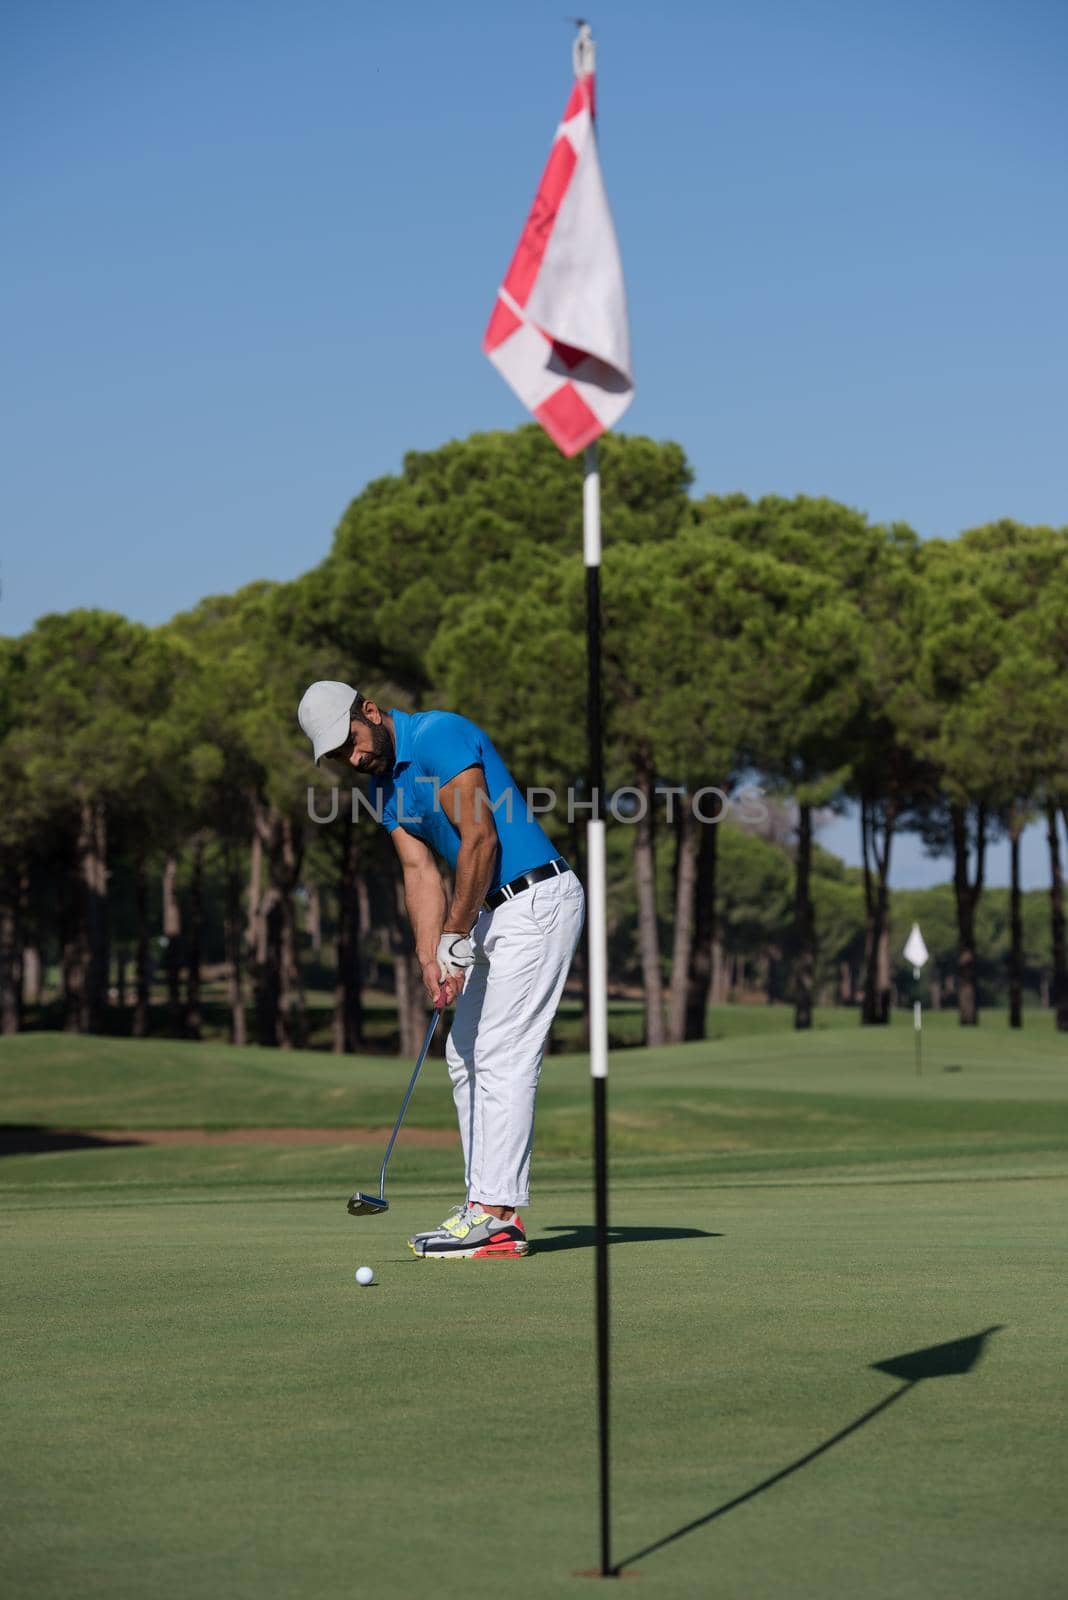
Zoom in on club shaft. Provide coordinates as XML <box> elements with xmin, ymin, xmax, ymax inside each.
<box><xmin>377</xmin><ymin>1009</ymin><xmax>442</xmax><ymax>1199</ymax></box>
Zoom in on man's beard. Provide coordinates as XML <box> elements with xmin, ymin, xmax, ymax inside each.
<box><xmin>357</xmin><ymin>717</ymin><xmax>395</xmax><ymax>777</ymax></box>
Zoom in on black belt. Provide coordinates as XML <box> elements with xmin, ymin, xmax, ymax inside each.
<box><xmin>485</xmin><ymin>858</ymin><xmax>570</xmax><ymax>911</ymax></box>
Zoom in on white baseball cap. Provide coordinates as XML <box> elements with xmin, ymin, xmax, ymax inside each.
<box><xmin>297</xmin><ymin>680</ymin><xmax>359</xmax><ymax>764</ymax></box>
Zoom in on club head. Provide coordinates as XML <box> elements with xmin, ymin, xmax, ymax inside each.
<box><xmin>347</xmin><ymin>1192</ymin><xmax>389</xmax><ymax>1217</ymax></box>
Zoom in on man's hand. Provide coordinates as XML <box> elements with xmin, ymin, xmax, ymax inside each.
<box><xmin>431</xmin><ymin>932</ymin><xmax>474</xmax><ymax>1005</ymax></box>
<box><xmin>419</xmin><ymin>933</ymin><xmax>474</xmax><ymax>1007</ymax></box>
<box><xmin>420</xmin><ymin>959</ymin><xmax>462</xmax><ymax>1008</ymax></box>
<box><xmin>419</xmin><ymin>960</ymin><xmax>453</xmax><ymax>1007</ymax></box>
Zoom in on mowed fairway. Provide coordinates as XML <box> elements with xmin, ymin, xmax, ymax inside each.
<box><xmin>2</xmin><ymin>1013</ymin><xmax>1066</xmax><ymax>1600</ymax></box>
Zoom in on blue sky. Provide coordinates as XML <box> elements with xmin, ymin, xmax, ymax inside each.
<box><xmin>4</xmin><ymin>0</ymin><xmax>1066</xmax><ymax>887</ymax></box>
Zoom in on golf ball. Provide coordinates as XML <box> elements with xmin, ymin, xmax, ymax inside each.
<box><xmin>355</xmin><ymin>1265</ymin><xmax>375</xmax><ymax>1287</ymax></box>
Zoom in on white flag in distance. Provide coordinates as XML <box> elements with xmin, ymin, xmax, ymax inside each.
<box><xmin>483</xmin><ymin>28</ymin><xmax>634</xmax><ymax>457</ymax></box>
<box><xmin>903</xmin><ymin>923</ymin><xmax>930</xmax><ymax>971</ymax></box>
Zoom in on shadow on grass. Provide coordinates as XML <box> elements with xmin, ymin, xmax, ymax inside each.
<box><xmin>0</xmin><ymin>1125</ymin><xmax>143</xmax><ymax>1157</ymax></box>
<box><xmin>614</xmin><ymin>1325</ymin><xmax>1005</xmax><ymax>1574</ymax></box>
<box><xmin>534</xmin><ymin>1224</ymin><xmax>722</xmax><ymax>1254</ymax></box>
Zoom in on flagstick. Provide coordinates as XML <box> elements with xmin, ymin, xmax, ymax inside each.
<box><xmin>903</xmin><ymin>928</ymin><xmax>929</xmax><ymax>1079</ymax></box>
<box><xmin>585</xmin><ymin>440</ymin><xmax>613</xmax><ymax>1578</ymax></box>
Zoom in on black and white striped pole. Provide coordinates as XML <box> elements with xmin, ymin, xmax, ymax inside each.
<box><xmin>480</xmin><ymin>18</ymin><xmax>629</xmax><ymax>1570</ymax></box>
<box><xmin>584</xmin><ymin>438</ymin><xmax>613</xmax><ymax>1578</ymax></box>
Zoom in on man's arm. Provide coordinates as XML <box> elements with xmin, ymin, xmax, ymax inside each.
<box><xmin>392</xmin><ymin>826</ymin><xmax>449</xmax><ymax>1003</ymax></box>
<box><xmin>439</xmin><ymin>765</ymin><xmax>499</xmax><ymax>936</ymax></box>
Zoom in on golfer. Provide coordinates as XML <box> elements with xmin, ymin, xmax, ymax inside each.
<box><xmin>298</xmin><ymin>680</ymin><xmax>585</xmax><ymax>1259</ymax></box>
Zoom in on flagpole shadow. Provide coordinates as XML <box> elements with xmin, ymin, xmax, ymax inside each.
<box><xmin>0</xmin><ymin>1125</ymin><xmax>144</xmax><ymax>1156</ymax></box>
<box><xmin>535</xmin><ymin>1225</ymin><xmax>722</xmax><ymax>1255</ymax></box>
<box><xmin>613</xmin><ymin>1325</ymin><xmax>1005</xmax><ymax>1574</ymax></box>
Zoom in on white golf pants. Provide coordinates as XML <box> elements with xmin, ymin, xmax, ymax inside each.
<box><xmin>444</xmin><ymin>867</ymin><xmax>585</xmax><ymax>1210</ymax></box>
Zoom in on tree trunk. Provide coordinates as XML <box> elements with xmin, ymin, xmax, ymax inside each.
<box><xmin>278</xmin><ymin>817</ymin><xmax>305</xmax><ymax>1049</ymax></box>
<box><xmin>71</xmin><ymin>795</ymin><xmax>108</xmax><ymax>1032</ymax></box>
<box><xmin>1048</xmin><ymin>802</ymin><xmax>1068</xmax><ymax>1032</ymax></box>
<box><xmin>247</xmin><ymin>805</ymin><xmax>305</xmax><ymax>1049</ymax></box>
<box><xmin>390</xmin><ymin>861</ymin><xmax>424</xmax><ymax>1057</ymax></box>
<box><xmin>684</xmin><ymin>815</ymin><xmax>719</xmax><ymax>1039</ymax></box>
<box><xmin>258</xmin><ymin>886</ymin><xmax>283</xmax><ymax>1047</ymax></box>
<box><xmin>859</xmin><ymin>795</ymin><xmax>870</xmax><ymax>989</ymax></box>
<box><xmin>115</xmin><ymin>946</ymin><xmax>128</xmax><ymax>1011</ymax></box>
<box><xmin>306</xmin><ymin>881</ymin><xmax>322</xmax><ymax>957</ymax></box>
<box><xmin>1008</xmin><ymin>813</ymin><xmax>1023</xmax><ymax>1029</ymax></box>
<box><xmin>162</xmin><ymin>852</ymin><xmax>183</xmax><ymax>1035</ymax></box>
<box><xmin>90</xmin><ymin>801</ymin><xmax>109</xmax><ymax>1025</ymax></box>
<box><xmin>245</xmin><ymin>823</ymin><xmax>262</xmax><ymax>959</ymax></box>
<box><xmin>357</xmin><ymin>874</ymin><xmax>372</xmax><ymax>940</ymax></box>
<box><xmin>63</xmin><ymin>827</ymin><xmax>90</xmax><ymax>1032</ymax></box>
<box><xmin>72</xmin><ymin>798</ymin><xmax>110</xmax><ymax>1030</ymax></box>
<box><xmin>224</xmin><ymin>839</ymin><xmax>247</xmax><ymax>1046</ymax></box>
<box><xmin>333</xmin><ymin>827</ymin><xmax>364</xmax><ymax>1054</ymax></box>
<box><xmin>184</xmin><ymin>835</ymin><xmax>204</xmax><ymax>1040</ymax></box>
<box><xmin>633</xmin><ymin>751</ymin><xmax>665</xmax><ymax>1047</ymax></box>
<box><xmin>132</xmin><ymin>853</ymin><xmax>150</xmax><ymax>1038</ymax></box>
<box><xmin>22</xmin><ymin>945</ymin><xmax>41</xmax><ymax>1008</ymax></box>
<box><xmin>243</xmin><ymin>818</ymin><xmax>264</xmax><ymax>1041</ymax></box>
<box><xmin>62</xmin><ymin>912</ymin><xmax>87</xmax><ymax>1032</ymax></box>
<box><xmin>764</xmin><ymin>948</ymin><xmax>779</xmax><ymax>1004</ymax></box>
<box><xmin>951</xmin><ymin>801</ymin><xmax>985</xmax><ymax>1027</ymax></box>
<box><xmin>860</xmin><ymin>794</ymin><xmax>895</xmax><ymax>1025</ymax></box>
<box><xmin>711</xmin><ymin>937</ymin><xmax>728</xmax><ymax>1005</ymax></box>
<box><xmin>793</xmin><ymin>801</ymin><xmax>815</xmax><ymax>1030</ymax></box>
<box><xmin>0</xmin><ymin>860</ymin><xmax>20</xmax><ymax>1034</ymax></box>
<box><xmin>667</xmin><ymin>804</ymin><xmax>699</xmax><ymax>1043</ymax></box>
<box><xmin>250</xmin><ymin>805</ymin><xmax>282</xmax><ymax>1047</ymax></box>
<box><xmin>877</xmin><ymin>924</ymin><xmax>891</xmax><ymax>1019</ymax></box>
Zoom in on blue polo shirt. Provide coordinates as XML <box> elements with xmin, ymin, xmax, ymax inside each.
<box><xmin>369</xmin><ymin>709</ymin><xmax>557</xmax><ymax>895</ymax></box>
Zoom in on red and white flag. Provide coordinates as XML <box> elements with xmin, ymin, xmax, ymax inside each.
<box><xmin>483</xmin><ymin>28</ymin><xmax>633</xmax><ymax>457</ymax></box>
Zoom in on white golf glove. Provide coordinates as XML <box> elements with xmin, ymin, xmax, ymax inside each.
<box><xmin>436</xmin><ymin>932</ymin><xmax>475</xmax><ymax>981</ymax></box>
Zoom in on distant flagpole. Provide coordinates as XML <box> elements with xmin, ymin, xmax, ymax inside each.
<box><xmin>903</xmin><ymin>923</ymin><xmax>929</xmax><ymax>1077</ymax></box>
<box><xmin>482</xmin><ymin>20</ymin><xmax>633</xmax><ymax>1578</ymax></box>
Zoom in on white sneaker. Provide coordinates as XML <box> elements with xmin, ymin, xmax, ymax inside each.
<box><xmin>406</xmin><ymin>1202</ymin><xmax>469</xmax><ymax>1253</ymax></box>
<box><xmin>413</xmin><ymin>1207</ymin><xmax>529</xmax><ymax>1260</ymax></box>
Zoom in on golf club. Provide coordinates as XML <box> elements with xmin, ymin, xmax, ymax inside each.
<box><xmin>347</xmin><ymin>1003</ymin><xmax>443</xmax><ymax>1216</ymax></box>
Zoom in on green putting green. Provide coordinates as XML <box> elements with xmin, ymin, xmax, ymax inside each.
<box><xmin>2</xmin><ymin>1019</ymin><xmax>1066</xmax><ymax>1598</ymax></box>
